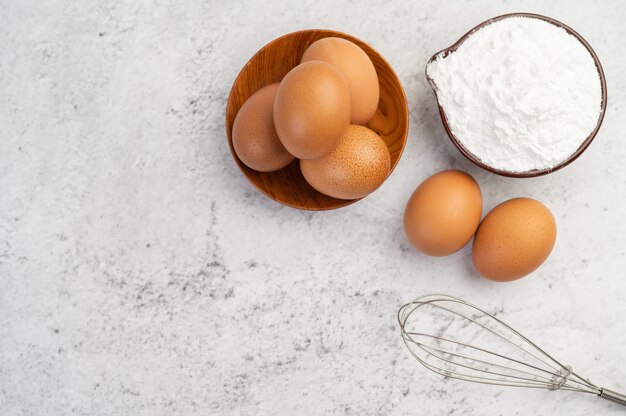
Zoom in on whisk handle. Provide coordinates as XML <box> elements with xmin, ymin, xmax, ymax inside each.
<box><xmin>599</xmin><ymin>388</ymin><xmax>626</xmax><ymax>407</ymax></box>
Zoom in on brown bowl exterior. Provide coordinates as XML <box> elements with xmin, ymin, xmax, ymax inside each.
<box><xmin>226</xmin><ymin>29</ymin><xmax>409</xmax><ymax>210</ymax></box>
<box><xmin>426</xmin><ymin>13</ymin><xmax>608</xmax><ymax>178</ymax></box>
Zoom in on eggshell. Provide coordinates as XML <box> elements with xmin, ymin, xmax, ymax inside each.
<box><xmin>472</xmin><ymin>198</ymin><xmax>557</xmax><ymax>282</ymax></box>
<box><xmin>273</xmin><ymin>61</ymin><xmax>351</xmax><ymax>159</ymax></box>
<box><xmin>232</xmin><ymin>83</ymin><xmax>294</xmax><ymax>172</ymax></box>
<box><xmin>300</xmin><ymin>125</ymin><xmax>390</xmax><ymax>200</ymax></box>
<box><xmin>403</xmin><ymin>170</ymin><xmax>482</xmax><ymax>257</ymax></box>
<box><xmin>302</xmin><ymin>37</ymin><xmax>379</xmax><ymax>125</ymax></box>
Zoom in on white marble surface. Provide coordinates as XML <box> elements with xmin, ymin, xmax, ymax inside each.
<box><xmin>1</xmin><ymin>1</ymin><xmax>625</xmax><ymax>415</ymax></box>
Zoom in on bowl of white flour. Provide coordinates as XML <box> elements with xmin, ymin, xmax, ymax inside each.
<box><xmin>426</xmin><ymin>13</ymin><xmax>607</xmax><ymax>177</ymax></box>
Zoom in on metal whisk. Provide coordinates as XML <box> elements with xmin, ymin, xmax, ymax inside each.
<box><xmin>397</xmin><ymin>294</ymin><xmax>626</xmax><ymax>407</ymax></box>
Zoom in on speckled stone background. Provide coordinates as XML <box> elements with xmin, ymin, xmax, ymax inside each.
<box><xmin>1</xmin><ymin>1</ymin><xmax>625</xmax><ymax>415</ymax></box>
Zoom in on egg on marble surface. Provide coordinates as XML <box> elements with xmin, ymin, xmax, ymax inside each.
<box><xmin>404</xmin><ymin>170</ymin><xmax>482</xmax><ymax>257</ymax></box>
<box><xmin>300</xmin><ymin>124</ymin><xmax>390</xmax><ymax>200</ymax></box>
<box><xmin>301</xmin><ymin>37</ymin><xmax>379</xmax><ymax>125</ymax></box>
<box><xmin>273</xmin><ymin>61</ymin><xmax>351</xmax><ymax>159</ymax></box>
<box><xmin>232</xmin><ymin>83</ymin><xmax>294</xmax><ymax>172</ymax></box>
<box><xmin>472</xmin><ymin>197</ymin><xmax>557</xmax><ymax>282</ymax></box>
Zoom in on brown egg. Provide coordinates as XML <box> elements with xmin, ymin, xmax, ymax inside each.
<box><xmin>472</xmin><ymin>198</ymin><xmax>557</xmax><ymax>282</ymax></box>
<box><xmin>404</xmin><ymin>170</ymin><xmax>482</xmax><ymax>257</ymax></box>
<box><xmin>302</xmin><ymin>37</ymin><xmax>379</xmax><ymax>125</ymax></box>
<box><xmin>232</xmin><ymin>83</ymin><xmax>294</xmax><ymax>172</ymax></box>
<box><xmin>300</xmin><ymin>125</ymin><xmax>390</xmax><ymax>199</ymax></box>
<box><xmin>273</xmin><ymin>61</ymin><xmax>350</xmax><ymax>159</ymax></box>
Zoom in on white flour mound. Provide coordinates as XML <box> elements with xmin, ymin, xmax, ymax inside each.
<box><xmin>427</xmin><ymin>17</ymin><xmax>603</xmax><ymax>173</ymax></box>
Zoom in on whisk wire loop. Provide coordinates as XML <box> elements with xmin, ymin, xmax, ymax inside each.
<box><xmin>398</xmin><ymin>294</ymin><xmax>613</xmax><ymax>399</ymax></box>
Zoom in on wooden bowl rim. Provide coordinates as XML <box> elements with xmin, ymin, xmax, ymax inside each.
<box><xmin>225</xmin><ymin>28</ymin><xmax>409</xmax><ymax>210</ymax></box>
<box><xmin>425</xmin><ymin>12</ymin><xmax>608</xmax><ymax>178</ymax></box>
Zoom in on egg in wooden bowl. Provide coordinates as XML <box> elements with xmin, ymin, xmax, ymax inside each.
<box><xmin>225</xmin><ymin>29</ymin><xmax>408</xmax><ymax>211</ymax></box>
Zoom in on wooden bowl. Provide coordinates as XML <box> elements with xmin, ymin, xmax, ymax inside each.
<box><xmin>226</xmin><ymin>29</ymin><xmax>409</xmax><ymax>210</ymax></box>
<box><xmin>425</xmin><ymin>13</ymin><xmax>607</xmax><ymax>178</ymax></box>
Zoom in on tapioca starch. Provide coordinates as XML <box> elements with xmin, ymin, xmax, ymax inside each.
<box><xmin>427</xmin><ymin>17</ymin><xmax>603</xmax><ymax>173</ymax></box>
